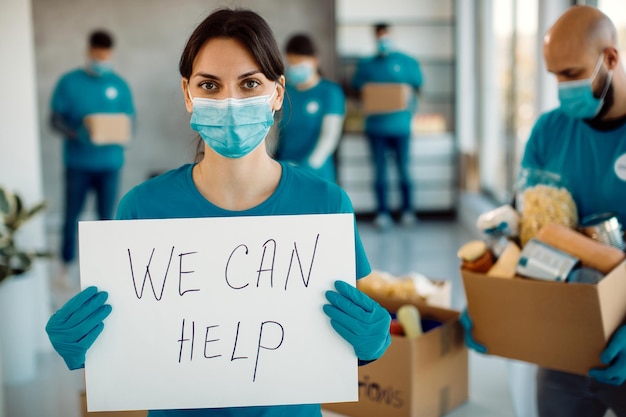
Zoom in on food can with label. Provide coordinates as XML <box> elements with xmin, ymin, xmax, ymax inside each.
<box><xmin>516</xmin><ymin>239</ymin><xmax>580</xmax><ymax>282</ymax></box>
<box><xmin>579</xmin><ymin>212</ymin><xmax>625</xmax><ymax>251</ymax></box>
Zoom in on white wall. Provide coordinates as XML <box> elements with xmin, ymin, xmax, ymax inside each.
<box><xmin>0</xmin><ymin>0</ymin><xmax>51</xmax><ymax>385</ymax></box>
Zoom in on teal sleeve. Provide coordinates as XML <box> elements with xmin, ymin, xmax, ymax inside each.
<box><xmin>50</xmin><ymin>75</ymin><xmax>69</xmax><ymax>115</ymax></box>
<box><xmin>337</xmin><ymin>188</ymin><xmax>371</xmax><ymax>279</ymax></box>
<box><xmin>521</xmin><ymin>114</ymin><xmax>549</xmax><ymax>170</ymax></box>
<box><xmin>351</xmin><ymin>60</ymin><xmax>368</xmax><ymax>92</ymax></box>
<box><xmin>115</xmin><ymin>190</ymin><xmax>138</xmax><ymax>220</ymax></box>
<box><xmin>411</xmin><ymin>58</ymin><xmax>423</xmax><ymax>89</ymax></box>
<box><xmin>326</xmin><ymin>83</ymin><xmax>346</xmax><ymax>116</ymax></box>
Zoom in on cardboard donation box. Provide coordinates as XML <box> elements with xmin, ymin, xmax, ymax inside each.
<box><xmin>361</xmin><ymin>83</ymin><xmax>412</xmax><ymax>115</ymax></box>
<box><xmin>461</xmin><ymin>260</ymin><xmax>626</xmax><ymax>375</ymax></box>
<box><xmin>323</xmin><ymin>299</ymin><xmax>468</xmax><ymax>417</ymax></box>
<box><xmin>80</xmin><ymin>392</ymin><xmax>146</xmax><ymax>417</ymax></box>
<box><xmin>84</xmin><ymin>113</ymin><xmax>132</xmax><ymax>145</ymax></box>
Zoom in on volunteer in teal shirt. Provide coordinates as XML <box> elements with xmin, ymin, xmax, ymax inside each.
<box><xmin>45</xmin><ymin>9</ymin><xmax>391</xmax><ymax>417</ymax></box>
<box><xmin>522</xmin><ymin>109</ymin><xmax>626</xmax><ymax>226</ymax></box>
<box><xmin>50</xmin><ymin>29</ymin><xmax>135</xmax><ymax>268</ymax></box>
<box><xmin>352</xmin><ymin>23</ymin><xmax>422</xmax><ymax>228</ymax></box>
<box><xmin>463</xmin><ymin>6</ymin><xmax>626</xmax><ymax>417</ymax></box>
<box><xmin>277</xmin><ymin>34</ymin><xmax>346</xmax><ymax>182</ymax></box>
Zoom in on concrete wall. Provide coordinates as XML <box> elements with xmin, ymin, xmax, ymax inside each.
<box><xmin>33</xmin><ymin>0</ymin><xmax>335</xmax><ymax>228</ymax></box>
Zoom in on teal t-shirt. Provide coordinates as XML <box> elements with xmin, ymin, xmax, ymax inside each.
<box><xmin>116</xmin><ymin>161</ymin><xmax>371</xmax><ymax>417</ymax></box>
<box><xmin>277</xmin><ymin>79</ymin><xmax>346</xmax><ymax>182</ymax></box>
<box><xmin>521</xmin><ymin>109</ymin><xmax>626</xmax><ymax>226</ymax></box>
<box><xmin>50</xmin><ymin>68</ymin><xmax>135</xmax><ymax>171</ymax></box>
<box><xmin>352</xmin><ymin>51</ymin><xmax>422</xmax><ymax>137</ymax></box>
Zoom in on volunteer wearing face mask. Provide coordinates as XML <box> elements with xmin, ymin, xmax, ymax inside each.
<box><xmin>50</xmin><ymin>29</ymin><xmax>135</xmax><ymax>284</ymax></box>
<box><xmin>352</xmin><ymin>23</ymin><xmax>423</xmax><ymax>229</ymax></box>
<box><xmin>275</xmin><ymin>34</ymin><xmax>346</xmax><ymax>182</ymax></box>
<box><xmin>462</xmin><ymin>6</ymin><xmax>626</xmax><ymax>416</ymax></box>
<box><xmin>45</xmin><ymin>9</ymin><xmax>391</xmax><ymax>417</ymax></box>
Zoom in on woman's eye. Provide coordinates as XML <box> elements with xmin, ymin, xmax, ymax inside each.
<box><xmin>242</xmin><ymin>80</ymin><xmax>261</xmax><ymax>89</ymax></box>
<box><xmin>200</xmin><ymin>81</ymin><xmax>217</xmax><ymax>91</ymax></box>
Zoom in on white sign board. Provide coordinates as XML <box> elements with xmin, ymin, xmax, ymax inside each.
<box><xmin>79</xmin><ymin>214</ymin><xmax>358</xmax><ymax>412</ymax></box>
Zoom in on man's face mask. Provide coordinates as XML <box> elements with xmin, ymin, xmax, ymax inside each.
<box><xmin>286</xmin><ymin>62</ymin><xmax>315</xmax><ymax>86</ymax></box>
<box><xmin>188</xmin><ymin>85</ymin><xmax>277</xmax><ymax>159</ymax></box>
<box><xmin>377</xmin><ymin>37</ymin><xmax>393</xmax><ymax>55</ymax></box>
<box><xmin>89</xmin><ymin>60</ymin><xmax>112</xmax><ymax>76</ymax></box>
<box><xmin>558</xmin><ymin>54</ymin><xmax>613</xmax><ymax>120</ymax></box>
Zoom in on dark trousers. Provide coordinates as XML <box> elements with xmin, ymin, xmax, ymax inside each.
<box><xmin>366</xmin><ymin>133</ymin><xmax>413</xmax><ymax>214</ymax></box>
<box><xmin>61</xmin><ymin>167</ymin><xmax>120</xmax><ymax>263</ymax></box>
<box><xmin>537</xmin><ymin>368</ymin><xmax>626</xmax><ymax>417</ymax></box>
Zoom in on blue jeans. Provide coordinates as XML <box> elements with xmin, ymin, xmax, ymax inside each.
<box><xmin>366</xmin><ymin>133</ymin><xmax>412</xmax><ymax>214</ymax></box>
<box><xmin>537</xmin><ymin>368</ymin><xmax>626</xmax><ymax>416</ymax></box>
<box><xmin>61</xmin><ymin>167</ymin><xmax>120</xmax><ymax>263</ymax></box>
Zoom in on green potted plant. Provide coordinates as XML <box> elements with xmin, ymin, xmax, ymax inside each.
<box><xmin>0</xmin><ymin>184</ymin><xmax>49</xmax><ymax>385</ymax></box>
<box><xmin>0</xmin><ymin>185</ymin><xmax>48</xmax><ymax>283</ymax></box>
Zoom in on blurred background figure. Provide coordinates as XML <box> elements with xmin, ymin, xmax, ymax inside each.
<box><xmin>49</xmin><ymin>29</ymin><xmax>135</xmax><ymax>284</ymax></box>
<box><xmin>275</xmin><ymin>33</ymin><xmax>346</xmax><ymax>182</ymax></box>
<box><xmin>352</xmin><ymin>22</ymin><xmax>423</xmax><ymax>230</ymax></box>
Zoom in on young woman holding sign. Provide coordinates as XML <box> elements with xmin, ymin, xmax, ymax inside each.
<box><xmin>45</xmin><ymin>8</ymin><xmax>391</xmax><ymax>417</ymax></box>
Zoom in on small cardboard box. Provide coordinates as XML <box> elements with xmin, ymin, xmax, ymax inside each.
<box><xmin>323</xmin><ymin>299</ymin><xmax>468</xmax><ymax>417</ymax></box>
<box><xmin>81</xmin><ymin>391</ymin><xmax>147</xmax><ymax>417</ymax></box>
<box><xmin>461</xmin><ymin>260</ymin><xmax>626</xmax><ymax>375</ymax></box>
<box><xmin>361</xmin><ymin>83</ymin><xmax>412</xmax><ymax>115</ymax></box>
<box><xmin>84</xmin><ymin>113</ymin><xmax>132</xmax><ymax>145</ymax></box>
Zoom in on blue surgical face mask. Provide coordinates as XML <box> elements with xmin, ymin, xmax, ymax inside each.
<box><xmin>377</xmin><ymin>37</ymin><xmax>393</xmax><ymax>55</ymax></box>
<box><xmin>286</xmin><ymin>62</ymin><xmax>315</xmax><ymax>86</ymax></box>
<box><xmin>189</xmin><ymin>85</ymin><xmax>277</xmax><ymax>159</ymax></box>
<box><xmin>558</xmin><ymin>54</ymin><xmax>612</xmax><ymax>119</ymax></box>
<box><xmin>89</xmin><ymin>60</ymin><xmax>112</xmax><ymax>76</ymax></box>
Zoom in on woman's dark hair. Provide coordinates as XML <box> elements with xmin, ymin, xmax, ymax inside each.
<box><xmin>285</xmin><ymin>34</ymin><xmax>317</xmax><ymax>57</ymax></box>
<box><xmin>179</xmin><ymin>8</ymin><xmax>284</xmax><ymax>82</ymax></box>
<box><xmin>89</xmin><ymin>30</ymin><xmax>114</xmax><ymax>49</ymax></box>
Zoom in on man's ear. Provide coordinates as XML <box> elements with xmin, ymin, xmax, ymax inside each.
<box><xmin>605</xmin><ymin>47</ymin><xmax>620</xmax><ymax>70</ymax></box>
<box><xmin>182</xmin><ymin>78</ymin><xmax>193</xmax><ymax>113</ymax></box>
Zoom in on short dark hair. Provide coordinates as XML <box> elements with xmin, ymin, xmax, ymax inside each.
<box><xmin>374</xmin><ymin>23</ymin><xmax>390</xmax><ymax>35</ymax></box>
<box><xmin>285</xmin><ymin>34</ymin><xmax>317</xmax><ymax>56</ymax></box>
<box><xmin>179</xmin><ymin>8</ymin><xmax>284</xmax><ymax>83</ymax></box>
<box><xmin>89</xmin><ymin>30</ymin><xmax>114</xmax><ymax>49</ymax></box>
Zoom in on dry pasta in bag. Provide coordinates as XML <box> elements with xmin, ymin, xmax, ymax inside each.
<box><xmin>515</xmin><ymin>168</ymin><xmax>578</xmax><ymax>247</ymax></box>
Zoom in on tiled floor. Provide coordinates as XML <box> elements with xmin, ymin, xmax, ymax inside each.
<box><xmin>1</xmin><ymin>217</ymin><xmax>614</xmax><ymax>417</ymax></box>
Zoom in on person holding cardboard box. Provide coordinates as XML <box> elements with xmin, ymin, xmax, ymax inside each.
<box><xmin>462</xmin><ymin>6</ymin><xmax>626</xmax><ymax>416</ymax></box>
<box><xmin>50</xmin><ymin>29</ymin><xmax>135</xmax><ymax>280</ymax></box>
<box><xmin>275</xmin><ymin>33</ymin><xmax>346</xmax><ymax>183</ymax></box>
<box><xmin>352</xmin><ymin>23</ymin><xmax>423</xmax><ymax>229</ymax></box>
<box><xmin>46</xmin><ymin>8</ymin><xmax>391</xmax><ymax>417</ymax></box>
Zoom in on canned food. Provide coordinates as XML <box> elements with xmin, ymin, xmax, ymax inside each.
<box><xmin>516</xmin><ymin>239</ymin><xmax>580</xmax><ymax>282</ymax></box>
<box><xmin>579</xmin><ymin>212</ymin><xmax>625</xmax><ymax>251</ymax></box>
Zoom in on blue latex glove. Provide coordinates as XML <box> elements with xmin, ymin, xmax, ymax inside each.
<box><xmin>45</xmin><ymin>286</ymin><xmax>112</xmax><ymax>370</ymax></box>
<box><xmin>323</xmin><ymin>280</ymin><xmax>391</xmax><ymax>361</ymax></box>
<box><xmin>459</xmin><ymin>308</ymin><xmax>487</xmax><ymax>354</ymax></box>
<box><xmin>589</xmin><ymin>325</ymin><xmax>626</xmax><ymax>386</ymax></box>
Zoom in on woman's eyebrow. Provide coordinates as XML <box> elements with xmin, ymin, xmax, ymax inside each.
<box><xmin>192</xmin><ymin>70</ymin><xmax>261</xmax><ymax>80</ymax></box>
<box><xmin>238</xmin><ymin>70</ymin><xmax>262</xmax><ymax>79</ymax></box>
<box><xmin>193</xmin><ymin>72</ymin><xmax>219</xmax><ymax>80</ymax></box>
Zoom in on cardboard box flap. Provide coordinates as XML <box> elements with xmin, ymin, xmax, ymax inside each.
<box><xmin>462</xmin><ymin>269</ymin><xmax>608</xmax><ymax>374</ymax></box>
<box><xmin>598</xmin><ymin>261</ymin><xmax>626</xmax><ymax>337</ymax></box>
